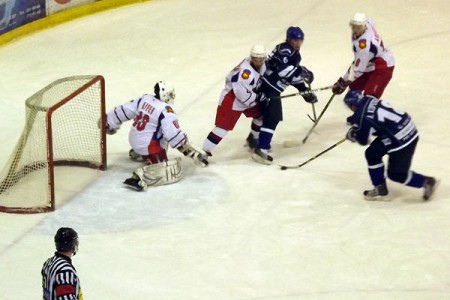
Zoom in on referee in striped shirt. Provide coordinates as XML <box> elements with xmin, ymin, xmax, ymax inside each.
<box><xmin>41</xmin><ymin>227</ymin><xmax>83</xmax><ymax>300</ymax></box>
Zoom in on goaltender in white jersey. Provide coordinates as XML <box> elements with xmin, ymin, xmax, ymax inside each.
<box><xmin>104</xmin><ymin>81</ymin><xmax>206</xmax><ymax>191</ymax></box>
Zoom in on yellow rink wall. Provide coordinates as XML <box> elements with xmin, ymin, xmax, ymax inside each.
<box><xmin>0</xmin><ymin>0</ymin><xmax>152</xmax><ymax>47</ymax></box>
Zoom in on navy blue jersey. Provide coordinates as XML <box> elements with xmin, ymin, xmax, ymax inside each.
<box><xmin>350</xmin><ymin>96</ymin><xmax>419</xmax><ymax>153</ymax></box>
<box><xmin>262</xmin><ymin>42</ymin><xmax>302</xmax><ymax>94</ymax></box>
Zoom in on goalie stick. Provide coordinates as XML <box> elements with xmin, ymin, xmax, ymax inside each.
<box><xmin>280</xmin><ymin>138</ymin><xmax>346</xmax><ymax>170</ymax></box>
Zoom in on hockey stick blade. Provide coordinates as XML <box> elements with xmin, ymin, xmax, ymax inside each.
<box><xmin>279</xmin><ymin>138</ymin><xmax>346</xmax><ymax>170</ymax></box>
<box><xmin>307</xmin><ymin>114</ymin><xmax>316</xmax><ymax>123</ymax></box>
<box><xmin>306</xmin><ymin>103</ymin><xmax>318</xmax><ymax>123</ymax></box>
<box><xmin>302</xmin><ymin>93</ymin><xmax>336</xmax><ymax>144</ymax></box>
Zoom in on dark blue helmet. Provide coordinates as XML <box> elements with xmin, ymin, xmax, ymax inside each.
<box><xmin>286</xmin><ymin>26</ymin><xmax>304</xmax><ymax>40</ymax></box>
<box><xmin>55</xmin><ymin>227</ymin><xmax>79</xmax><ymax>254</ymax></box>
<box><xmin>343</xmin><ymin>90</ymin><xmax>366</xmax><ymax>108</ymax></box>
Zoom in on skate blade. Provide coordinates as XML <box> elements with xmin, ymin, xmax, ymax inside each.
<box><xmin>251</xmin><ymin>153</ymin><xmax>273</xmax><ymax>165</ymax></box>
<box><xmin>364</xmin><ymin>195</ymin><xmax>391</xmax><ymax>202</ymax></box>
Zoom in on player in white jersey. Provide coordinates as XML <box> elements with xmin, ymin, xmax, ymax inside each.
<box><xmin>42</xmin><ymin>227</ymin><xmax>83</xmax><ymax>300</ymax></box>
<box><xmin>332</xmin><ymin>13</ymin><xmax>395</xmax><ymax>98</ymax></box>
<box><xmin>104</xmin><ymin>81</ymin><xmax>206</xmax><ymax>191</ymax></box>
<box><xmin>200</xmin><ymin>45</ymin><xmax>267</xmax><ymax>163</ymax></box>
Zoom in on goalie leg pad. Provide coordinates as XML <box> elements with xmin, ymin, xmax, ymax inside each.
<box><xmin>134</xmin><ymin>157</ymin><xmax>183</xmax><ymax>188</ymax></box>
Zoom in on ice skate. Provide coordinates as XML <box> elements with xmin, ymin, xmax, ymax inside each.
<box><xmin>246</xmin><ymin>133</ymin><xmax>258</xmax><ymax>149</ymax></box>
<box><xmin>195</xmin><ymin>151</ymin><xmax>211</xmax><ymax>167</ymax></box>
<box><xmin>423</xmin><ymin>176</ymin><xmax>438</xmax><ymax>201</ymax></box>
<box><xmin>123</xmin><ymin>175</ymin><xmax>145</xmax><ymax>191</ymax></box>
<box><xmin>252</xmin><ymin>148</ymin><xmax>273</xmax><ymax>165</ymax></box>
<box><xmin>129</xmin><ymin>149</ymin><xmax>144</xmax><ymax>162</ymax></box>
<box><xmin>363</xmin><ymin>182</ymin><xmax>389</xmax><ymax>201</ymax></box>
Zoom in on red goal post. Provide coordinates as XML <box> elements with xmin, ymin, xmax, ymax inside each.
<box><xmin>0</xmin><ymin>75</ymin><xmax>107</xmax><ymax>213</ymax></box>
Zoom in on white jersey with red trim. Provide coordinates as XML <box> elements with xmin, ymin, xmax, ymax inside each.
<box><xmin>106</xmin><ymin>94</ymin><xmax>187</xmax><ymax>155</ymax></box>
<box><xmin>219</xmin><ymin>57</ymin><xmax>266</xmax><ymax>111</ymax></box>
<box><xmin>343</xmin><ymin>18</ymin><xmax>395</xmax><ymax>81</ymax></box>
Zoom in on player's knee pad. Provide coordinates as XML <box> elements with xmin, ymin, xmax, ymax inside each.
<box><xmin>387</xmin><ymin>169</ymin><xmax>408</xmax><ymax>184</ymax></box>
<box><xmin>134</xmin><ymin>157</ymin><xmax>183</xmax><ymax>188</ymax></box>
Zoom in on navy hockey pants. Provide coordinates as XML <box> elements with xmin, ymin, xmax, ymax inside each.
<box><xmin>365</xmin><ymin>137</ymin><xmax>419</xmax><ymax>184</ymax></box>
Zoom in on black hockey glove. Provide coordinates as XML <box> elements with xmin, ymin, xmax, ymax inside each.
<box><xmin>302</xmin><ymin>91</ymin><xmax>318</xmax><ymax>104</ymax></box>
<box><xmin>346</xmin><ymin>126</ymin><xmax>357</xmax><ymax>143</ymax></box>
<box><xmin>256</xmin><ymin>92</ymin><xmax>268</xmax><ymax>103</ymax></box>
<box><xmin>346</xmin><ymin>115</ymin><xmax>354</xmax><ymax>125</ymax></box>
<box><xmin>299</xmin><ymin>66</ymin><xmax>314</xmax><ymax>84</ymax></box>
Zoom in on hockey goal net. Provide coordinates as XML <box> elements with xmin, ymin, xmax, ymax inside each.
<box><xmin>0</xmin><ymin>75</ymin><xmax>107</xmax><ymax>214</ymax></box>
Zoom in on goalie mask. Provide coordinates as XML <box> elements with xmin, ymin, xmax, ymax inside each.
<box><xmin>154</xmin><ymin>81</ymin><xmax>176</xmax><ymax>104</ymax></box>
<box><xmin>54</xmin><ymin>227</ymin><xmax>79</xmax><ymax>255</ymax></box>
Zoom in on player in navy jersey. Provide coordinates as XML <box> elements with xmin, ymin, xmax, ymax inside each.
<box><xmin>344</xmin><ymin>90</ymin><xmax>437</xmax><ymax>201</ymax></box>
<box><xmin>252</xmin><ymin>26</ymin><xmax>317</xmax><ymax>164</ymax></box>
<box><xmin>41</xmin><ymin>227</ymin><xmax>83</xmax><ymax>300</ymax></box>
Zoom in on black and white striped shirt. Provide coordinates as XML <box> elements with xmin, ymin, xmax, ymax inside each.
<box><xmin>41</xmin><ymin>252</ymin><xmax>82</xmax><ymax>300</ymax></box>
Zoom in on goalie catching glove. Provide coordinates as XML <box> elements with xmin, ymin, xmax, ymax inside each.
<box><xmin>177</xmin><ymin>142</ymin><xmax>208</xmax><ymax>167</ymax></box>
<box><xmin>97</xmin><ymin>115</ymin><xmax>118</xmax><ymax>135</ymax></box>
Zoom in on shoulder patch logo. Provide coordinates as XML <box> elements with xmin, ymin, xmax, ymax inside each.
<box><xmin>358</xmin><ymin>39</ymin><xmax>367</xmax><ymax>49</ymax></box>
<box><xmin>165</xmin><ymin>106</ymin><xmax>174</xmax><ymax>113</ymax></box>
<box><xmin>241</xmin><ymin>69</ymin><xmax>251</xmax><ymax>80</ymax></box>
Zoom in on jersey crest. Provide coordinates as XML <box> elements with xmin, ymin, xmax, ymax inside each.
<box><xmin>165</xmin><ymin>106</ymin><xmax>174</xmax><ymax>113</ymax></box>
<box><xmin>241</xmin><ymin>69</ymin><xmax>251</xmax><ymax>80</ymax></box>
<box><xmin>358</xmin><ymin>39</ymin><xmax>367</xmax><ymax>49</ymax></box>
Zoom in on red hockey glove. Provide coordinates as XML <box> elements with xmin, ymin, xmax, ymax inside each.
<box><xmin>332</xmin><ymin>77</ymin><xmax>349</xmax><ymax>95</ymax></box>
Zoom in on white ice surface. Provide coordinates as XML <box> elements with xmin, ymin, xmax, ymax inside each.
<box><xmin>0</xmin><ymin>0</ymin><xmax>449</xmax><ymax>299</ymax></box>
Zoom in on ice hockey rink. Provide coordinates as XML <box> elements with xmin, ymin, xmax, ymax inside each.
<box><xmin>0</xmin><ymin>0</ymin><xmax>449</xmax><ymax>299</ymax></box>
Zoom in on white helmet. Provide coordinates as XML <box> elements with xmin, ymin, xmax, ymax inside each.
<box><xmin>154</xmin><ymin>81</ymin><xmax>175</xmax><ymax>103</ymax></box>
<box><xmin>349</xmin><ymin>12</ymin><xmax>367</xmax><ymax>26</ymax></box>
<box><xmin>250</xmin><ymin>45</ymin><xmax>266</xmax><ymax>58</ymax></box>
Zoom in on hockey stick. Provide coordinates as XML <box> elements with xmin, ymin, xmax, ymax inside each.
<box><xmin>302</xmin><ymin>93</ymin><xmax>336</xmax><ymax>144</ymax></box>
<box><xmin>280</xmin><ymin>138</ymin><xmax>346</xmax><ymax>170</ymax></box>
<box><xmin>305</xmin><ymin>83</ymin><xmax>317</xmax><ymax>123</ymax></box>
<box><xmin>306</xmin><ymin>103</ymin><xmax>317</xmax><ymax>123</ymax></box>
<box><xmin>279</xmin><ymin>85</ymin><xmax>333</xmax><ymax>99</ymax></box>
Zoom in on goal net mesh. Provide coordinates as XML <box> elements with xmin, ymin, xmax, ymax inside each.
<box><xmin>0</xmin><ymin>75</ymin><xmax>106</xmax><ymax>213</ymax></box>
